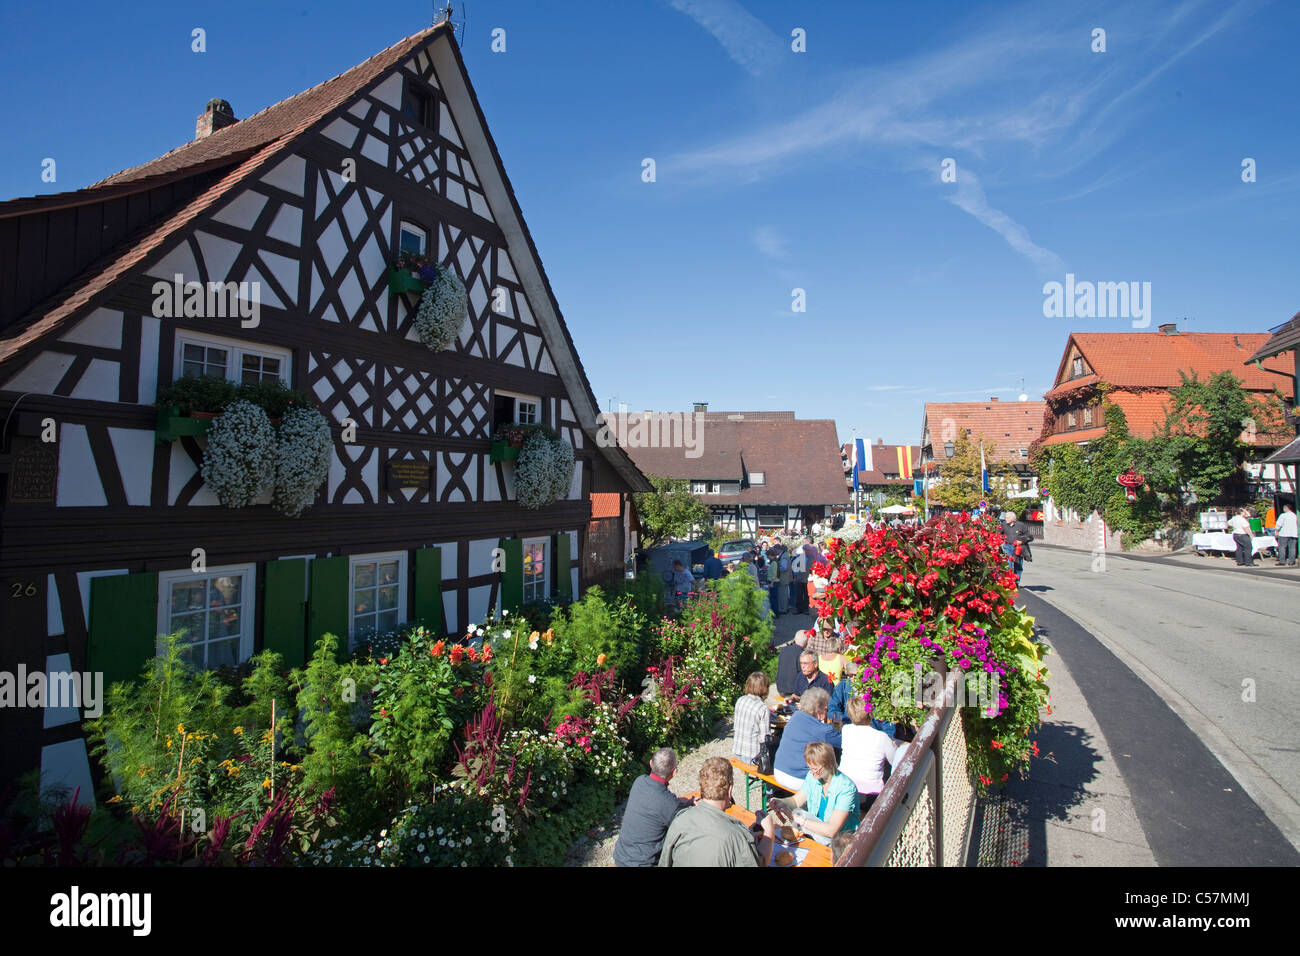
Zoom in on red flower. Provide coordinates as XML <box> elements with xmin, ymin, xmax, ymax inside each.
<box><xmin>482</xmin><ymin>644</ymin><xmax>494</xmax><ymax>663</ymax></box>
<box><xmin>378</xmin><ymin>657</ymin><xmax>388</xmax><ymax>666</ymax></box>
<box><xmin>450</xmin><ymin>645</ymin><xmax>465</xmax><ymax>665</ymax></box>
<box><xmin>431</xmin><ymin>640</ymin><xmax>445</xmax><ymax>657</ymax></box>
<box><xmin>453</xmin><ymin>686</ymin><xmax>465</xmax><ymax>698</ymax></box>
<box><xmin>466</xmin><ymin>645</ymin><xmax>480</xmax><ymax>663</ymax></box>
<box><xmin>990</xmin><ymin>740</ymin><xmax>1004</xmax><ymax>749</ymax></box>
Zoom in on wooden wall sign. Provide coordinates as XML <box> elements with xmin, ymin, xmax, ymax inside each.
<box><xmin>8</xmin><ymin>447</ymin><xmax>58</xmax><ymax>504</ymax></box>
<box><xmin>386</xmin><ymin>458</ymin><xmax>431</xmax><ymax>490</ymax></box>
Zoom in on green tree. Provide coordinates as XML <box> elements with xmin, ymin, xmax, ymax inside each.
<box><xmin>633</xmin><ymin>475</ymin><xmax>711</xmax><ymax>548</ymax></box>
<box><xmin>1035</xmin><ymin>403</ymin><xmax>1162</xmax><ymax>544</ymax></box>
<box><xmin>1157</xmin><ymin>371</ymin><xmax>1284</xmax><ymax>504</ymax></box>
<box><xmin>930</xmin><ymin>433</ymin><xmax>1014</xmax><ymax>510</ymax></box>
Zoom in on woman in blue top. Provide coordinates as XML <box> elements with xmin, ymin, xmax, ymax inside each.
<box><xmin>770</xmin><ymin>741</ymin><xmax>860</xmax><ymax>846</ymax></box>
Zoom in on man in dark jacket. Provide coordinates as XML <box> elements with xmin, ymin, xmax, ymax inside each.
<box><xmin>613</xmin><ymin>748</ymin><xmax>694</xmax><ymax>866</ymax></box>
<box><xmin>775</xmin><ymin>631</ymin><xmax>808</xmax><ymax>696</ymax></box>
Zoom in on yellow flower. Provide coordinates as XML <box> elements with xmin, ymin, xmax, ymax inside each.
<box><xmin>106</xmin><ymin>795</ymin><xmax>123</xmax><ymax>804</ymax></box>
<box><xmin>232</xmin><ymin>726</ymin><xmax>244</xmax><ymax>735</ymax></box>
<box><xmin>262</xmin><ymin>777</ymin><xmax>272</xmax><ymax>790</ymax></box>
<box><xmin>176</xmin><ymin>723</ymin><xmax>185</xmax><ymax>734</ymax></box>
<box><xmin>165</xmin><ymin>738</ymin><xmax>173</xmax><ymax>749</ymax></box>
<box><xmin>290</xmin><ymin>764</ymin><xmax>302</xmax><ymax>772</ymax></box>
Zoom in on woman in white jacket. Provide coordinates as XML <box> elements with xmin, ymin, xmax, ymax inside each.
<box><xmin>839</xmin><ymin>695</ymin><xmax>907</xmax><ymax>813</ymax></box>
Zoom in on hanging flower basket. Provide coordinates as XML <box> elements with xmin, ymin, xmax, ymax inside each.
<box><xmin>514</xmin><ymin>430</ymin><xmax>575</xmax><ymax>510</ymax></box>
<box><xmin>490</xmin><ymin>441</ymin><xmax>522</xmax><ymax>463</ymax></box>
<box><xmin>388</xmin><ymin>253</ymin><xmax>468</xmax><ymax>353</ymax></box>
<box><xmin>200</xmin><ymin>400</ymin><xmax>277</xmax><ymax>508</ymax></box>
<box><xmin>272</xmin><ymin>406</ymin><xmax>333</xmax><ymax>517</ymax></box>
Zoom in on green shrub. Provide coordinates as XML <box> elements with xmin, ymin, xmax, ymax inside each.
<box><xmin>549</xmin><ymin>587</ymin><xmax>648</xmax><ymax>686</ymax></box>
<box><xmin>155</xmin><ymin>376</ymin><xmax>315</xmax><ymax>417</ymax></box>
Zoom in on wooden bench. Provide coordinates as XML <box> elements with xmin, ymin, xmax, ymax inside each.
<box><xmin>729</xmin><ymin>757</ymin><xmax>794</xmax><ymax>812</ymax></box>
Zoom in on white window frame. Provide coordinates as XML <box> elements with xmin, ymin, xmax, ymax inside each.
<box><xmin>708</xmin><ymin>482</ymin><xmax>722</xmax><ymax>495</ymax></box>
<box><xmin>521</xmin><ymin>536</ymin><xmax>549</xmax><ymax>605</ymax></box>
<box><xmin>174</xmin><ymin>330</ymin><xmax>291</xmax><ymax>386</ymax></box>
<box><xmin>1083</xmin><ymin>407</ymin><xmax>1094</xmax><ymax>426</ymax></box>
<box><xmin>398</xmin><ymin>220</ymin><xmax>428</xmax><ymax>255</ymax></box>
<box><xmin>691</xmin><ymin>481</ymin><xmax>707</xmax><ymax>494</ymax></box>
<box><xmin>157</xmin><ymin>563</ymin><xmax>257</xmax><ymax>670</ymax></box>
<box><xmin>493</xmin><ymin>389</ymin><xmax>543</xmax><ymax>429</ymax></box>
<box><xmin>748</xmin><ymin>472</ymin><xmax>765</xmax><ymax>485</ymax></box>
<box><xmin>1072</xmin><ymin>357</ymin><xmax>1084</xmax><ymax>378</ymax></box>
<box><xmin>348</xmin><ymin>551</ymin><xmax>408</xmax><ymax>649</ymax></box>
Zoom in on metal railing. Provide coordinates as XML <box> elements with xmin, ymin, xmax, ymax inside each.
<box><xmin>837</xmin><ymin>669</ymin><xmax>976</xmax><ymax>867</ymax></box>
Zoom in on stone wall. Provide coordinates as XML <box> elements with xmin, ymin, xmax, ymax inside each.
<box><xmin>1042</xmin><ymin>511</ymin><xmax>1125</xmax><ymax>552</ymax></box>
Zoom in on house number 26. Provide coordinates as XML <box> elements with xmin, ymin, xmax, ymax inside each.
<box><xmin>11</xmin><ymin>582</ymin><xmax>36</xmax><ymax>598</ymax></box>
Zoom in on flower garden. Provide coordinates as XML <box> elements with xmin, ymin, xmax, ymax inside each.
<box><xmin>0</xmin><ymin>512</ymin><xmax>1050</xmax><ymax>865</ymax></box>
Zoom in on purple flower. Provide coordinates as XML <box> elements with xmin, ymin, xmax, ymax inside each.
<box><xmin>417</xmin><ymin>264</ymin><xmax>440</xmax><ymax>283</ymax></box>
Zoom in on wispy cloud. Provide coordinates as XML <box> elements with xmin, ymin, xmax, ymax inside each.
<box><xmin>941</xmin><ymin>167</ymin><xmax>1064</xmax><ymax>274</ymax></box>
<box><xmin>753</xmin><ymin>225</ymin><xmax>789</xmax><ymax>258</ymax></box>
<box><xmin>664</xmin><ymin>0</ymin><xmax>782</xmax><ymax>76</ymax></box>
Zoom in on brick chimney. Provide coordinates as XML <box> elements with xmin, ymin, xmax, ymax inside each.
<box><xmin>195</xmin><ymin>98</ymin><xmax>237</xmax><ymax>140</ymax></box>
<box><xmin>693</xmin><ymin>402</ymin><xmax>708</xmax><ymax>412</ymax></box>
<box><xmin>990</xmin><ymin>397</ymin><xmax>999</xmax><ymax>402</ymax></box>
<box><xmin>1159</xmin><ymin>322</ymin><xmax>1178</xmax><ymax>335</ymax></box>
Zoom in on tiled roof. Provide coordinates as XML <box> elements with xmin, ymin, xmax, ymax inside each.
<box><xmin>1060</xmin><ymin>331</ymin><xmax>1289</xmax><ymax>391</ymax></box>
<box><xmin>1246</xmin><ymin>311</ymin><xmax>1300</xmax><ymax>364</ymax></box>
<box><xmin>589</xmin><ymin>493</ymin><xmax>621</xmax><ymax>519</ymax></box>
<box><xmin>613</xmin><ymin>414</ymin><xmax>849</xmax><ymax>506</ymax></box>
<box><xmin>922</xmin><ymin>400</ymin><xmax>1046</xmax><ymax>462</ymax></box>
<box><xmin>0</xmin><ymin>26</ymin><xmax>445</xmax><ymax>365</ymax></box>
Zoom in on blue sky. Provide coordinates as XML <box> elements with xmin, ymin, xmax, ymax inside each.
<box><xmin>2</xmin><ymin>0</ymin><xmax>1297</xmax><ymax>445</ymax></box>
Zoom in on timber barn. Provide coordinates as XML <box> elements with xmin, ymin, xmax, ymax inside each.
<box><xmin>0</xmin><ymin>24</ymin><xmax>648</xmax><ymax>795</ymax></box>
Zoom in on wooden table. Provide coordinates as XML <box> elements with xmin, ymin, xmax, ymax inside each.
<box><xmin>726</xmin><ymin>803</ymin><xmax>833</xmax><ymax>868</ymax></box>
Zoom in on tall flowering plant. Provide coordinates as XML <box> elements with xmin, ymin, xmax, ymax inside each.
<box><xmin>816</xmin><ymin>513</ymin><xmax>1051</xmax><ymax>792</ymax></box>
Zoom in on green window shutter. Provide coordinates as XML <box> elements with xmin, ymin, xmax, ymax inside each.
<box><xmin>554</xmin><ymin>533</ymin><xmax>572</xmax><ymax>600</ymax></box>
<box><xmin>264</xmin><ymin>559</ymin><xmax>307</xmax><ymax>668</ymax></box>
<box><xmin>308</xmin><ymin>556</ymin><xmax>350</xmax><ymax>661</ymax></box>
<box><xmin>88</xmin><ymin>572</ymin><xmax>159</xmax><ymax>688</ymax></box>
<box><xmin>499</xmin><ymin>537</ymin><xmax>523</xmax><ymax>613</ymax></box>
<box><xmin>413</xmin><ymin>546</ymin><xmax>443</xmax><ymax>635</ymax></box>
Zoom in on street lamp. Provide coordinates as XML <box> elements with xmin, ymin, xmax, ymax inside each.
<box><xmin>944</xmin><ymin>440</ymin><xmax>954</xmax><ymax>458</ymax></box>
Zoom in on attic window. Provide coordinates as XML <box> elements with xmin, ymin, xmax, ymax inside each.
<box><xmin>399</xmin><ymin>221</ymin><xmax>427</xmax><ymax>255</ymax></box>
<box><xmin>402</xmin><ymin>84</ymin><xmax>434</xmax><ymax>129</ymax></box>
<box><xmin>748</xmin><ymin>472</ymin><xmax>765</xmax><ymax>485</ymax></box>
<box><xmin>1084</xmin><ymin>407</ymin><xmax>1094</xmax><ymax>426</ymax></box>
<box><xmin>1072</xmin><ymin>357</ymin><xmax>1084</xmax><ymax>378</ymax></box>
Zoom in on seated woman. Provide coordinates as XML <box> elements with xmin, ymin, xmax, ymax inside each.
<box><xmin>763</xmin><ymin>741</ymin><xmax>859</xmax><ymax>847</ymax></box>
<box><xmin>732</xmin><ymin>672</ymin><xmax>774</xmax><ymax>765</ymax></box>
<box><xmin>839</xmin><ymin>695</ymin><xmax>907</xmax><ymax>812</ymax></box>
<box><xmin>817</xmin><ymin>637</ymin><xmax>850</xmax><ymax>686</ymax></box>
<box><xmin>772</xmin><ymin>688</ymin><xmax>841</xmax><ymax>792</ymax></box>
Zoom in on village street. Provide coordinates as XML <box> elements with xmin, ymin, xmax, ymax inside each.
<box><xmin>1012</xmin><ymin>545</ymin><xmax>1300</xmax><ymax>865</ymax></box>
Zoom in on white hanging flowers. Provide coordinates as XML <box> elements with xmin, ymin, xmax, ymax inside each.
<box><xmin>514</xmin><ymin>429</ymin><xmax>575</xmax><ymax>510</ymax></box>
<box><xmin>272</xmin><ymin>406</ymin><xmax>333</xmax><ymax>517</ymax></box>
<box><xmin>200</xmin><ymin>400</ymin><xmax>276</xmax><ymax>507</ymax></box>
<box><xmin>413</xmin><ymin>263</ymin><xmax>468</xmax><ymax>352</ymax></box>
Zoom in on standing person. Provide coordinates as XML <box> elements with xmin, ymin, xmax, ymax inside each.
<box><xmin>778</xmin><ymin>547</ymin><xmax>794</xmax><ymax>615</ymax></box>
<box><xmin>1275</xmin><ymin>503</ymin><xmax>1298</xmax><ymax>566</ymax></box>
<box><xmin>670</xmin><ymin>559</ymin><xmax>696</xmax><ymax>606</ymax></box>
<box><xmin>703</xmin><ymin>551</ymin><xmax>724</xmax><ymax>581</ymax></box>
<box><xmin>613</xmin><ymin>748</ymin><xmax>694</xmax><ymax>867</ymax></box>
<box><xmin>1229</xmin><ymin>508</ymin><xmax>1255</xmax><ymax>567</ymax></box>
<box><xmin>658</xmin><ymin>757</ymin><xmax>762</xmax><ymax>867</ymax></box>
<box><xmin>733</xmin><ymin>673</ymin><xmax>774</xmax><ymax>764</ymax></box>
<box><xmin>999</xmin><ymin>511</ymin><xmax>1033</xmax><ymax>584</ymax></box>
<box><xmin>740</xmin><ymin>551</ymin><xmax>760</xmax><ymax>584</ymax></box>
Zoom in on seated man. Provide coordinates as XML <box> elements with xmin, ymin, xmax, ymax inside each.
<box><xmin>613</xmin><ymin>748</ymin><xmax>694</xmax><ymax>867</ymax></box>
<box><xmin>790</xmin><ymin>650</ymin><xmax>833</xmax><ymax>700</ymax></box>
<box><xmin>775</xmin><ymin>631</ymin><xmax>809</xmax><ymax>696</ymax></box>
<box><xmin>659</xmin><ymin>757</ymin><xmax>762</xmax><ymax>867</ymax></box>
<box><xmin>773</xmin><ymin>688</ymin><xmax>842</xmax><ymax>792</ymax></box>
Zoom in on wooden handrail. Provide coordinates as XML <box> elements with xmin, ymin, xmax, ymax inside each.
<box><xmin>835</xmin><ymin>668</ymin><xmax>965</xmax><ymax>867</ymax></box>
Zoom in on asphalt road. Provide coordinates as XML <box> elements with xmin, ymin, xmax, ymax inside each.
<box><xmin>1021</xmin><ymin>545</ymin><xmax>1300</xmax><ymax>863</ymax></box>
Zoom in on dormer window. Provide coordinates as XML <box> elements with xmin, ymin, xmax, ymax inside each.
<box><xmin>493</xmin><ymin>390</ymin><xmax>541</xmax><ymax>431</ymax></box>
<box><xmin>402</xmin><ymin>84</ymin><xmax>434</xmax><ymax>129</ymax></box>
<box><xmin>1083</xmin><ymin>407</ymin><xmax>1094</xmax><ymax>426</ymax></box>
<box><xmin>399</xmin><ymin>221</ymin><xmax>427</xmax><ymax>255</ymax></box>
<box><xmin>1072</xmin><ymin>357</ymin><xmax>1084</xmax><ymax>378</ymax></box>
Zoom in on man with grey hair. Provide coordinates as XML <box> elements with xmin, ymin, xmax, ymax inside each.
<box><xmin>772</xmin><ymin>686</ymin><xmax>842</xmax><ymax>791</ymax></box>
<box><xmin>613</xmin><ymin>747</ymin><xmax>694</xmax><ymax>867</ymax></box>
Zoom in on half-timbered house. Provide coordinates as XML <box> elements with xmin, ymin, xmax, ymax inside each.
<box><xmin>0</xmin><ymin>24</ymin><xmax>648</xmax><ymax>795</ymax></box>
